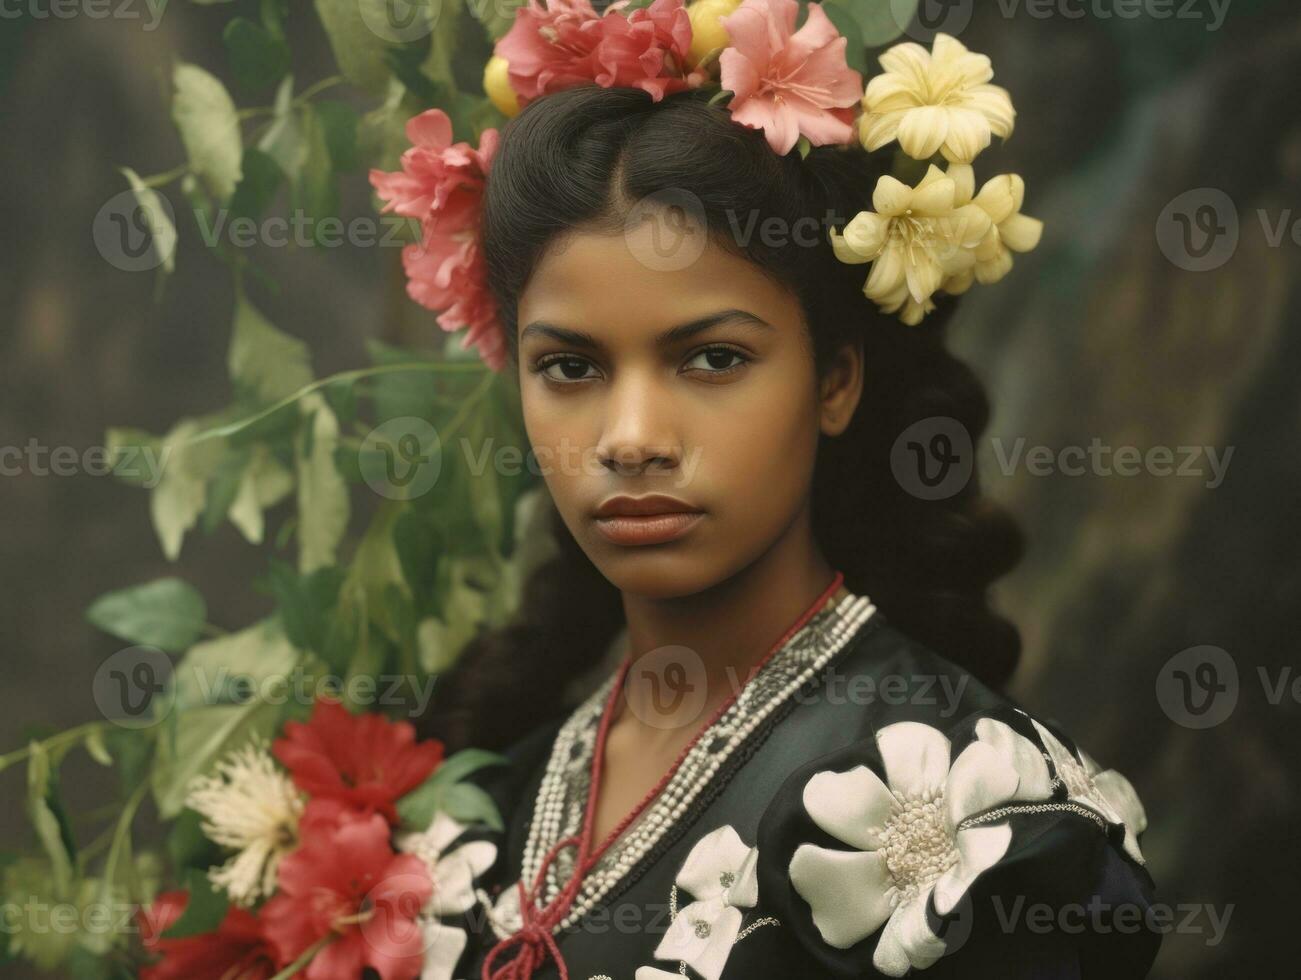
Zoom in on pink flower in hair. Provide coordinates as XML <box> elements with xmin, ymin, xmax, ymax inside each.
<box><xmin>496</xmin><ymin>0</ymin><xmax>700</xmax><ymax>108</ymax></box>
<box><xmin>402</xmin><ymin>234</ymin><xmax>509</xmax><ymax>371</ymax></box>
<box><xmin>719</xmin><ymin>0</ymin><xmax>863</xmax><ymax>155</ymax></box>
<box><xmin>369</xmin><ymin>109</ymin><xmax>508</xmax><ymax>371</ymax></box>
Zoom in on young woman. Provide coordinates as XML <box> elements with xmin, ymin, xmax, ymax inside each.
<box><xmin>401</xmin><ymin>11</ymin><xmax>1160</xmax><ymax>979</ymax></box>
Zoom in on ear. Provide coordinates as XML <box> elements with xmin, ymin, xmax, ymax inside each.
<box><xmin>818</xmin><ymin>340</ymin><xmax>864</xmax><ymax>437</ymax></box>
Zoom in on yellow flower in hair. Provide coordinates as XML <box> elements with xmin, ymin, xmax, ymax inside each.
<box><xmin>830</xmin><ymin>165</ymin><xmax>991</xmax><ymax>325</ymax></box>
<box><xmin>484</xmin><ymin>55</ymin><xmax>520</xmax><ymax>118</ymax></box>
<box><xmin>686</xmin><ymin>0</ymin><xmax>742</xmax><ymax>69</ymax></box>
<box><xmin>942</xmin><ymin>164</ymin><xmax>1044</xmax><ymax>293</ymax></box>
<box><xmin>858</xmin><ymin>33</ymin><xmax>1015</xmax><ymax>164</ymax></box>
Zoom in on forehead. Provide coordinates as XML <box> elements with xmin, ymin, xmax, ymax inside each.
<box><xmin>518</xmin><ymin>221</ymin><xmax>803</xmax><ymax>339</ymax></box>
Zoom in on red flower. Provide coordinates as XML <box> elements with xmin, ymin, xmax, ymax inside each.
<box><xmin>271</xmin><ymin>698</ymin><xmax>444</xmax><ymax>824</ymax></box>
<box><xmin>137</xmin><ymin>890</ymin><xmax>278</xmax><ymax>980</ymax></box>
<box><xmin>497</xmin><ymin>0</ymin><xmax>699</xmax><ymax>107</ymax></box>
<box><xmin>260</xmin><ymin>812</ymin><xmax>433</xmax><ymax>980</ymax></box>
<box><xmin>368</xmin><ymin>109</ymin><xmax>508</xmax><ymax>371</ymax></box>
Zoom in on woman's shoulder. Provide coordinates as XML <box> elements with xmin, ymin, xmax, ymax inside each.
<box><xmin>749</xmin><ymin>638</ymin><xmax>1160</xmax><ymax>979</ymax></box>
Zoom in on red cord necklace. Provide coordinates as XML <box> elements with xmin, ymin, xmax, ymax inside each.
<box><xmin>481</xmin><ymin>570</ymin><xmax>845</xmax><ymax>980</ymax></box>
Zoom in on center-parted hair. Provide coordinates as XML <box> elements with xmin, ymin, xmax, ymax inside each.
<box><xmin>422</xmin><ymin>83</ymin><xmax>1025</xmax><ymax>751</ymax></box>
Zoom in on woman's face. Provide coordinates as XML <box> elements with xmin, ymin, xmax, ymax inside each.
<box><xmin>516</xmin><ymin>218</ymin><xmax>861</xmax><ymax>599</ymax></box>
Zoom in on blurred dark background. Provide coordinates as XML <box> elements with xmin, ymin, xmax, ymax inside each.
<box><xmin>2</xmin><ymin>1</ymin><xmax>1299</xmax><ymax>977</ymax></box>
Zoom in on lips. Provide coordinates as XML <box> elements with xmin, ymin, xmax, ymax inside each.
<box><xmin>592</xmin><ymin>495</ymin><xmax>705</xmax><ymax>546</ymax></box>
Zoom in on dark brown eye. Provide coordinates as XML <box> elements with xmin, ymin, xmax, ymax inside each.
<box><xmin>538</xmin><ymin>356</ymin><xmax>597</xmax><ymax>382</ymax></box>
<box><xmin>685</xmin><ymin>347</ymin><xmax>748</xmax><ymax>373</ymax></box>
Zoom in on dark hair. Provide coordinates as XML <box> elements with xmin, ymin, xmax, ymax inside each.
<box><xmin>423</xmin><ymin>84</ymin><xmax>1024</xmax><ymax>751</ymax></box>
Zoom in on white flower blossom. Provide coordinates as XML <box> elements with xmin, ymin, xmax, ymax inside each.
<box><xmin>859</xmin><ymin>33</ymin><xmax>1016</xmax><ymax>164</ymax></box>
<box><xmin>789</xmin><ymin>720</ymin><xmax>1048</xmax><ymax>976</ymax></box>
<box><xmin>652</xmin><ymin>825</ymin><xmax>760</xmax><ymax>980</ymax></box>
<box><xmin>396</xmin><ymin>811</ymin><xmax>500</xmax><ymax>980</ymax></box>
<box><xmin>184</xmin><ymin>740</ymin><xmax>304</xmax><ymax>907</ymax></box>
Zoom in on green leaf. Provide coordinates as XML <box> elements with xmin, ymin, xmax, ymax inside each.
<box><xmin>315</xmin><ymin>100</ymin><xmax>360</xmax><ymax>173</ymax></box>
<box><xmin>228</xmin><ymin>444</ymin><xmax>295</xmax><ymax>544</ymax></box>
<box><xmin>295</xmin><ymin>394</ymin><xmax>349</xmax><ymax>573</ymax></box>
<box><xmin>148</xmin><ymin>417</ymin><xmax>229</xmax><ymax>560</ymax></box>
<box><xmin>224</xmin><ymin>16</ymin><xmax>291</xmax><ymax>93</ymax></box>
<box><xmin>25</xmin><ymin>743</ymin><xmax>75</xmax><ymax>897</ymax></box>
<box><xmin>119</xmin><ymin>167</ymin><xmax>178</xmax><ymax>275</ymax></box>
<box><xmin>257</xmin><ymin>76</ymin><xmax>308</xmax><ymax>184</ymax></box>
<box><xmin>314</xmin><ymin>0</ymin><xmax>400</xmax><ymax>95</ymax></box>
<box><xmin>829</xmin><ymin>0</ymin><xmax>918</xmax><ymax>47</ymax></box>
<box><xmin>171</xmin><ymin>617</ymin><xmax>299</xmax><ymax>714</ymax></box>
<box><xmin>161</xmin><ymin>869</ymin><xmax>229</xmax><ymax>939</ymax></box>
<box><xmin>166</xmin><ymin>809</ymin><xmax>223</xmax><ymax>875</ymax></box>
<box><xmin>85</xmin><ymin>577</ymin><xmax>208</xmax><ymax>652</ymax></box>
<box><xmin>470</xmin><ymin>0</ymin><xmax>527</xmax><ymax>39</ymax></box>
<box><xmin>431</xmin><ymin>747</ymin><xmax>508</xmax><ymax>786</ymax></box>
<box><xmin>104</xmin><ymin>427</ymin><xmax>165</xmax><ymax>487</ymax></box>
<box><xmin>438</xmin><ymin>780</ymin><xmax>503</xmax><ymax>831</ymax></box>
<box><xmin>296</xmin><ymin>104</ymin><xmax>339</xmax><ymax>231</ymax></box>
<box><xmin>261</xmin><ymin>559</ymin><xmax>347</xmax><ymax>653</ymax></box>
<box><xmin>819</xmin><ymin>1</ymin><xmax>868</xmax><ymax>74</ymax></box>
<box><xmin>229</xmin><ymin>293</ymin><xmax>314</xmax><ymax>405</ymax></box>
<box><xmin>228</xmin><ymin>147</ymin><xmax>284</xmax><ymax>224</ymax></box>
<box><xmin>171</xmin><ymin>63</ymin><xmax>244</xmax><ymax>201</ymax></box>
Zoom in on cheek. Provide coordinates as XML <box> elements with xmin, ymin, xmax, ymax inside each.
<box><xmin>520</xmin><ymin>387</ymin><xmax>592</xmax><ymax>511</ymax></box>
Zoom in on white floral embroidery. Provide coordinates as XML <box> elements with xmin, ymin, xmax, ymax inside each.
<box><xmin>395</xmin><ymin>811</ymin><xmax>499</xmax><ymax>980</ymax></box>
<box><xmin>653</xmin><ymin>825</ymin><xmax>761</xmax><ymax>980</ymax></box>
<box><xmin>789</xmin><ymin>720</ymin><xmax>1048</xmax><ymax>976</ymax></box>
<box><xmin>1024</xmin><ymin>714</ymin><xmax>1148</xmax><ymax>865</ymax></box>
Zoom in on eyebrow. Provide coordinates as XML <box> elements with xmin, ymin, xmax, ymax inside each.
<box><xmin>519</xmin><ymin>309</ymin><xmax>774</xmax><ymax>349</ymax></box>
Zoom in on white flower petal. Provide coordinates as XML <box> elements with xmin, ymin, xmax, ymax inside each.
<box><xmin>654</xmin><ymin>900</ymin><xmax>741</xmax><ymax>980</ymax></box>
<box><xmin>872</xmin><ymin>896</ymin><xmax>946</xmax><ymax>977</ymax></box>
<box><xmin>946</xmin><ymin>163</ymin><xmax>976</xmax><ymax>205</ymax></box>
<box><xmin>430</xmin><ymin>840</ymin><xmax>499</xmax><ymax>916</ymax></box>
<box><xmin>1030</xmin><ymin>719</ymin><xmax>1084</xmax><ymax>780</ymax></box>
<box><xmin>872</xmin><ymin>174</ymin><xmax>913</xmax><ymax>216</ymax></box>
<box><xmin>859</xmin><ymin>110</ymin><xmax>906</xmax><ymax>152</ymax></box>
<box><xmin>974</xmin><ymin>717</ymin><xmax>1054</xmax><ymax>801</ymax></box>
<box><xmin>877</xmin><ymin>722</ymin><xmax>952</xmax><ymax>802</ymax></box>
<box><xmin>932</xmin><ymin>823</ymin><xmax>1013</xmax><ymax>916</ymax></box>
<box><xmin>834</xmin><ymin>211</ymin><xmax>889</xmax><ymax>261</ymax></box>
<box><xmin>419</xmin><ymin>919</ymin><xmax>468</xmax><ymax>980</ymax></box>
<box><xmin>676</xmin><ymin>825</ymin><xmax>755</xmax><ymax>903</ymax></box>
<box><xmin>866</xmin><ymin>241</ymin><xmax>908</xmax><ymax>300</ymax></box>
<box><xmin>940</xmin><ymin>108</ymin><xmax>992</xmax><ymax>164</ymax></box>
<box><xmin>910</xmin><ymin>176</ymin><xmax>957</xmax><ymax>216</ymax></box>
<box><xmin>999</xmin><ymin>212</ymin><xmax>1043</xmax><ymax>253</ymax></box>
<box><xmin>898</xmin><ymin>105</ymin><xmax>950</xmax><ymax>161</ymax></box>
<box><xmin>965</xmin><ymin>84</ymin><xmax>1016</xmax><ymax>137</ymax></box>
<box><xmin>803</xmin><ymin>765</ymin><xmax>896</xmax><ymax>852</ymax></box>
<box><xmin>1093</xmin><ymin>769</ymin><xmax>1148</xmax><ymax>865</ymax></box>
<box><xmin>878</xmin><ymin>42</ymin><xmax>932</xmax><ymax>88</ymax></box>
<box><xmin>789</xmin><ymin>843</ymin><xmax>895</xmax><ymax>949</ymax></box>
<box><xmin>946</xmin><ymin>741</ymin><xmax>1020</xmax><ymax>828</ymax></box>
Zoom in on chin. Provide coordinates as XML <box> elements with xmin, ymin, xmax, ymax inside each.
<box><xmin>587</xmin><ymin>545</ymin><xmax>731</xmax><ymax>600</ymax></box>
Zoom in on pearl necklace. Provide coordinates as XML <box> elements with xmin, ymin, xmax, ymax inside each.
<box><xmin>495</xmin><ymin>587</ymin><xmax>878</xmax><ymax>938</ymax></box>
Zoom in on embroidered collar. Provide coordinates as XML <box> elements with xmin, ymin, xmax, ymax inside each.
<box><xmin>496</xmin><ymin>583</ymin><xmax>879</xmax><ymax>937</ymax></box>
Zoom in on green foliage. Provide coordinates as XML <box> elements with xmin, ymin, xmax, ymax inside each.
<box><xmin>396</xmin><ymin>748</ymin><xmax>508</xmax><ymax>831</ymax></box>
<box><xmin>171</xmin><ymin>63</ymin><xmax>244</xmax><ymax>201</ymax></box>
<box><xmin>85</xmin><ymin>578</ymin><xmax>208</xmax><ymax>652</ymax></box>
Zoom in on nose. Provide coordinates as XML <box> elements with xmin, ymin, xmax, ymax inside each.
<box><xmin>595</xmin><ymin>372</ymin><xmax>681</xmax><ymax>477</ymax></box>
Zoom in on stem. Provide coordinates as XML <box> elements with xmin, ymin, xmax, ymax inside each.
<box><xmin>176</xmin><ymin>361</ymin><xmax>490</xmax><ymax>449</ymax></box>
<box><xmin>0</xmin><ymin>721</ymin><xmax>115</xmax><ymax>772</ymax></box>
<box><xmin>268</xmin><ymin>933</ymin><xmax>334</xmax><ymax>980</ymax></box>
<box><xmin>139</xmin><ymin>163</ymin><xmax>191</xmax><ymax>190</ymax></box>
<box><xmin>295</xmin><ymin>75</ymin><xmax>345</xmax><ymax>105</ymax></box>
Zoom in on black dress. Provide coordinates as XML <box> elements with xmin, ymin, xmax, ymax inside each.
<box><xmin>452</xmin><ymin>580</ymin><xmax>1161</xmax><ymax>979</ymax></box>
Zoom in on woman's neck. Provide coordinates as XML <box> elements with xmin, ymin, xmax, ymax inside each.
<box><xmin>615</xmin><ymin>510</ymin><xmax>838</xmax><ymax>731</ymax></box>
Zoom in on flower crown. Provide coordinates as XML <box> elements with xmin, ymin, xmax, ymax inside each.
<box><xmin>368</xmin><ymin>0</ymin><xmax>1043</xmax><ymax>369</ymax></box>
